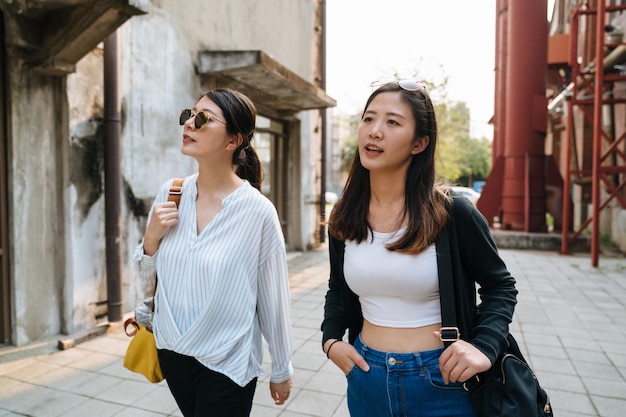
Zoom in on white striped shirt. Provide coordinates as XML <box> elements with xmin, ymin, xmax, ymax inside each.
<box><xmin>133</xmin><ymin>174</ymin><xmax>293</xmax><ymax>386</ymax></box>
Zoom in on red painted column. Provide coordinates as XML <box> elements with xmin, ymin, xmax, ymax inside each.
<box><xmin>501</xmin><ymin>0</ymin><xmax>548</xmax><ymax>231</ymax></box>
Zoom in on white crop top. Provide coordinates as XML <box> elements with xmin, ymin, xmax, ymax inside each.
<box><xmin>344</xmin><ymin>230</ymin><xmax>441</xmax><ymax>328</ymax></box>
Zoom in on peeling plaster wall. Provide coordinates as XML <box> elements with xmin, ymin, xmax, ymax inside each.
<box><xmin>116</xmin><ymin>1</ymin><xmax>322</xmax><ymax>200</ymax></box>
<box><xmin>8</xmin><ymin>0</ymin><xmax>324</xmax><ymax>345</ymax></box>
<box><xmin>65</xmin><ymin>50</ymin><xmax>108</xmax><ymax>333</ymax></box>
<box><xmin>119</xmin><ymin>9</ymin><xmax>197</xmax><ymax>199</ymax></box>
<box><xmin>300</xmin><ymin>112</ymin><xmax>322</xmax><ymax>250</ymax></box>
<box><xmin>115</xmin><ymin>1</ymin><xmax>324</xmax><ymax>308</ymax></box>
<box><xmin>7</xmin><ymin>54</ymin><xmax>67</xmax><ymax>345</ymax></box>
<box><xmin>115</xmin><ymin>1</ymin><xmax>324</xmax><ymax>307</ymax></box>
<box><xmin>154</xmin><ymin>0</ymin><xmax>318</xmax><ymax>81</ymax></box>
<box><xmin>118</xmin><ymin>9</ymin><xmax>198</xmax><ymax>311</ymax></box>
<box><xmin>611</xmin><ymin>209</ymin><xmax>626</xmax><ymax>252</ymax></box>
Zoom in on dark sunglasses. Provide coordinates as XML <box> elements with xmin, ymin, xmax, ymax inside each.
<box><xmin>179</xmin><ymin>109</ymin><xmax>226</xmax><ymax>129</ymax></box>
<box><xmin>370</xmin><ymin>79</ymin><xmax>427</xmax><ymax>92</ymax></box>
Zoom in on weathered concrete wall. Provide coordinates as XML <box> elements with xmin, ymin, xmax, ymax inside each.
<box><xmin>299</xmin><ymin>111</ymin><xmax>322</xmax><ymax>250</ymax></box>
<box><xmin>65</xmin><ymin>49</ymin><xmax>108</xmax><ymax>335</ymax></box>
<box><xmin>117</xmin><ymin>0</ymin><xmax>322</xmax><ymax>206</ymax></box>
<box><xmin>105</xmin><ymin>2</ymin><xmax>323</xmax><ymax>319</ymax></box>
<box><xmin>6</xmin><ymin>0</ymin><xmax>325</xmax><ymax>345</ymax></box>
<box><xmin>154</xmin><ymin>0</ymin><xmax>318</xmax><ymax>81</ymax></box>
<box><xmin>114</xmin><ymin>1</ymin><xmax>324</xmax><ymax>310</ymax></box>
<box><xmin>611</xmin><ymin>208</ymin><xmax>626</xmax><ymax>252</ymax></box>
<box><xmin>119</xmin><ymin>9</ymin><xmax>197</xmax><ymax>199</ymax></box>
<box><xmin>117</xmin><ymin>9</ymin><xmax>198</xmax><ymax>313</ymax></box>
<box><xmin>7</xmin><ymin>50</ymin><xmax>68</xmax><ymax>345</ymax></box>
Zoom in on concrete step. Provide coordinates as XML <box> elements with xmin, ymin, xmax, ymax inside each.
<box><xmin>491</xmin><ymin>230</ymin><xmax>591</xmax><ymax>252</ymax></box>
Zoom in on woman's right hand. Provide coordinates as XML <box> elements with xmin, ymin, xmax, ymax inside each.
<box><xmin>143</xmin><ymin>201</ymin><xmax>179</xmax><ymax>256</ymax></box>
<box><xmin>325</xmin><ymin>340</ymin><xmax>370</xmax><ymax>374</ymax></box>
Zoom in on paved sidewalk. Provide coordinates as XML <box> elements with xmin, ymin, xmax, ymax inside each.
<box><xmin>0</xmin><ymin>247</ymin><xmax>625</xmax><ymax>417</ymax></box>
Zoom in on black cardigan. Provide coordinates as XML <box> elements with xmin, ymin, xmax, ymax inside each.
<box><xmin>321</xmin><ymin>196</ymin><xmax>518</xmax><ymax>365</ymax></box>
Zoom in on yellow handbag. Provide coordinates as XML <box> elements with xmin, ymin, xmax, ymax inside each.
<box><xmin>123</xmin><ymin>318</ymin><xmax>164</xmax><ymax>383</ymax></box>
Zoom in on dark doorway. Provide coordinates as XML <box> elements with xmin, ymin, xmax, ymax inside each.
<box><xmin>255</xmin><ymin>116</ymin><xmax>289</xmax><ymax>242</ymax></box>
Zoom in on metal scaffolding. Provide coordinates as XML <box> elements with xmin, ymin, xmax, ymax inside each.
<box><xmin>561</xmin><ymin>1</ymin><xmax>626</xmax><ymax>265</ymax></box>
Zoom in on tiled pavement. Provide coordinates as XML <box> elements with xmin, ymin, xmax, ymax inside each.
<box><xmin>0</xmin><ymin>246</ymin><xmax>625</xmax><ymax>416</ymax></box>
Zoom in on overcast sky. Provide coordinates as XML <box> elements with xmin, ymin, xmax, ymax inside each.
<box><xmin>325</xmin><ymin>1</ymin><xmax>498</xmax><ymax>139</ymax></box>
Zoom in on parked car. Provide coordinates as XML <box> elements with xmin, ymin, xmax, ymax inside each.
<box><xmin>325</xmin><ymin>191</ymin><xmax>339</xmax><ymax>204</ymax></box>
<box><xmin>451</xmin><ymin>186</ymin><xmax>481</xmax><ymax>206</ymax></box>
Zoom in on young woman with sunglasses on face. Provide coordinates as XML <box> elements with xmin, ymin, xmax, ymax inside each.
<box><xmin>134</xmin><ymin>88</ymin><xmax>293</xmax><ymax>417</ymax></box>
<box><xmin>321</xmin><ymin>81</ymin><xmax>518</xmax><ymax>417</ymax></box>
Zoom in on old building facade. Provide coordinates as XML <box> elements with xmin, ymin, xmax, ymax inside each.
<box><xmin>0</xmin><ymin>0</ymin><xmax>335</xmax><ymax>346</ymax></box>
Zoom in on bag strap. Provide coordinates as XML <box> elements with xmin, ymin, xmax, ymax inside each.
<box><xmin>151</xmin><ymin>177</ymin><xmax>185</xmax><ymax>313</ymax></box>
<box><xmin>126</xmin><ymin>178</ymin><xmax>185</xmax><ymax>336</ymax></box>
<box><xmin>124</xmin><ymin>318</ymin><xmax>141</xmax><ymax>336</ymax></box>
<box><xmin>167</xmin><ymin>177</ymin><xmax>184</xmax><ymax>208</ymax></box>
<box><xmin>437</xmin><ymin>226</ymin><xmax>461</xmax><ymax>348</ymax></box>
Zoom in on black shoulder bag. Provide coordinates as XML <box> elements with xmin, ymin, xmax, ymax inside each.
<box><xmin>438</xmin><ymin>227</ymin><xmax>554</xmax><ymax>417</ymax></box>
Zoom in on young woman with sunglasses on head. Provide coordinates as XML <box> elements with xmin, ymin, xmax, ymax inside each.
<box><xmin>134</xmin><ymin>88</ymin><xmax>293</xmax><ymax>417</ymax></box>
<box><xmin>321</xmin><ymin>81</ymin><xmax>518</xmax><ymax>417</ymax></box>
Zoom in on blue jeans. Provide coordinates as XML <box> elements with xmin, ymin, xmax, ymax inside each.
<box><xmin>346</xmin><ymin>335</ymin><xmax>477</xmax><ymax>417</ymax></box>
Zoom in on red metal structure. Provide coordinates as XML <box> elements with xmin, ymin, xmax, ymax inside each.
<box><xmin>479</xmin><ymin>0</ymin><xmax>552</xmax><ymax>232</ymax></box>
<box><xmin>560</xmin><ymin>1</ymin><xmax>626</xmax><ymax>266</ymax></box>
<box><xmin>481</xmin><ymin>0</ymin><xmax>626</xmax><ymax>266</ymax></box>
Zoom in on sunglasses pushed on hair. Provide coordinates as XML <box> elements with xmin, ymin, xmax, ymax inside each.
<box><xmin>179</xmin><ymin>109</ymin><xmax>226</xmax><ymax>129</ymax></box>
<box><xmin>370</xmin><ymin>79</ymin><xmax>427</xmax><ymax>92</ymax></box>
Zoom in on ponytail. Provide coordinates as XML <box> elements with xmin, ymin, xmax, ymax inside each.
<box><xmin>234</xmin><ymin>142</ymin><xmax>263</xmax><ymax>191</ymax></box>
<box><xmin>204</xmin><ymin>88</ymin><xmax>263</xmax><ymax>190</ymax></box>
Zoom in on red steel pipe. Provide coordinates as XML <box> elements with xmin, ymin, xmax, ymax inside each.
<box><xmin>501</xmin><ymin>0</ymin><xmax>548</xmax><ymax>231</ymax></box>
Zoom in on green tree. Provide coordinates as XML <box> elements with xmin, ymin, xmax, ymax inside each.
<box><xmin>458</xmin><ymin>135</ymin><xmax>492</xmax><ymax>184</ymax></box>
<box><xmin>340</xmin><ymin>116</ymin><xmax>360</xmax><ymax>171</ymax></box>
<box><xmin>421</xmin><ymin>71</ymin><xmax>492</xmax><ymax>186</ymax></box>
<box><xmin>435</xmin><ymin>100</ymin><xmax>469</xmax><ymax>182</ymax></box>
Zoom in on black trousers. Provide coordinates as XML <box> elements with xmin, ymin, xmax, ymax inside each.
<box><xmin>158</xmin><ymin>349</ymin><xmax>257</xmax><ymax>417</ymax></box>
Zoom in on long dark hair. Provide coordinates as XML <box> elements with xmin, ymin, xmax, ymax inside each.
<box><xmin>328</xmin><ymin>82</ymin><xmax>450</xmax><ymax>254</ymax></box>
<box><xmin>203</xmin><ymin>88</ymin><xmax>264</xmax><ymax>190</ymax></box>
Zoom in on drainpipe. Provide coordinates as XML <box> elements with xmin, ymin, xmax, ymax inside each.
<box><xmin>319</xmin><ymin>0</ymin><xmax>327</xmax><ymax>244</ymax></box>
<box><xmin>103</xmin><ymin>31</ymin><xmax>123</xmax><ymax>322</ymax></box>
